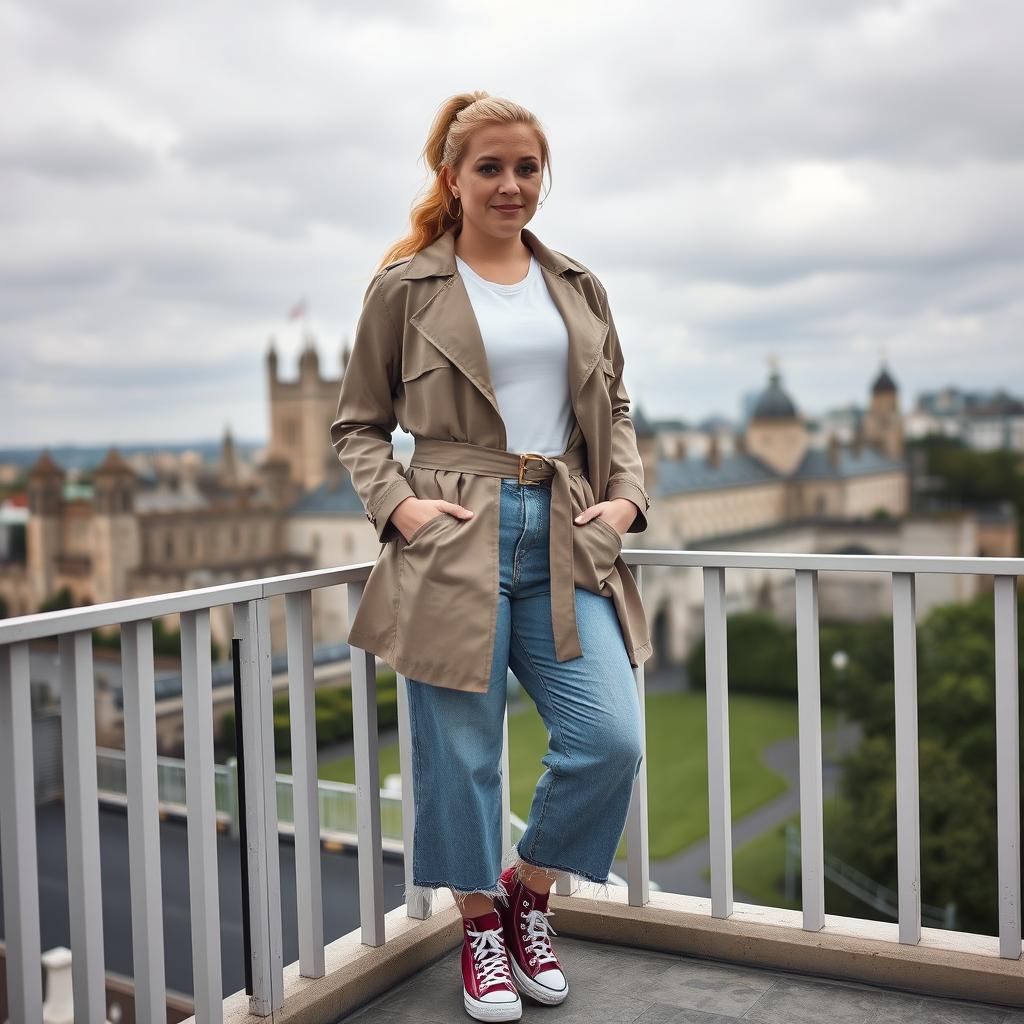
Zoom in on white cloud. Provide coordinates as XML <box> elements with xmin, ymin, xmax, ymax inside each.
<box><xmin>0</xmin><ymin>0</ymin><xmax>1021</xmax><ymax>444</ymax></box>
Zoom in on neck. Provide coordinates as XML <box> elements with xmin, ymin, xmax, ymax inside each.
<box><xmin>453</xmin><ymin>222</ymin><xmax>530</xmax><ymax>266</ymax></box>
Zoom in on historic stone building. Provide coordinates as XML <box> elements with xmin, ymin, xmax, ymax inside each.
<box><xmin>0</xmin><ymin>349</ymin><xmax>1013</xmax><ymax>678</ymax></box>
<box><xmin>265</xmin><ymin>333</ymin><xmax>351</xmax><ymax>493</ymax></box>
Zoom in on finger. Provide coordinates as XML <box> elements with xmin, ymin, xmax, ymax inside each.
<box><xmin>440</xmin><ymin>501</ymin><xmax>473</xmax><ymax>518</ymax></box>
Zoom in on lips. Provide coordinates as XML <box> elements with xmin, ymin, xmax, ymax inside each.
<box><xmin>493</xmin><ymin>205</ymin><xmax>522</xmax><ymax>210</ymax></box>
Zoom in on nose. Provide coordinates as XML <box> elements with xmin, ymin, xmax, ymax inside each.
<box><xmin>497</xmin><ymin>170</ymin><xmax>521</xmax><ymax>196</ymax></box>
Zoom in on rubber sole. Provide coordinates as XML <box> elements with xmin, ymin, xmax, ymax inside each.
<box><xmin>463</xmin><ymin>990</ymin><xmax>523</xmax><ymax>1021</ymax></box>
<box><xmin>508</xmin><ymin>957</ymin><xmax>569</xmax><ymax>1006</ymax></box>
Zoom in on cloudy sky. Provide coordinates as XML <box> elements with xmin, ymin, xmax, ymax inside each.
<box><xmin>2</xmin><ymin>0</ymin><xmax>1021</xmax><ymax>448</ymax></box>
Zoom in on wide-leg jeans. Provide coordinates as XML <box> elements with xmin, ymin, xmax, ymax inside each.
<box><xmin>404</xmin><ymin>474</ymin><xmax>644</xmax><ymax>904</ymax></box>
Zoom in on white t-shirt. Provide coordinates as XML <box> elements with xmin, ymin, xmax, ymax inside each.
<box><xmin>455</xmin><ymin>253</ymin><xmax>575</xmax><ymax>456</ymax></box>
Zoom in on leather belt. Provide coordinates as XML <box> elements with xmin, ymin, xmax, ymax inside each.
<box><xmin>409</xmin><ymin>436</ymin><xmax>588</xmax><ymax>663</ymax></box>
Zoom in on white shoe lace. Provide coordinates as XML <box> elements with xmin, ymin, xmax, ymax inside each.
<box><xmin>521</xmin><ymin>907</ymin><xmax>559</xmax><ymax>968</ymax></box>
<box><xmin>466</xmin><ymin>924</ymin><xmax>514</xmax><ymax>989</ymax></box>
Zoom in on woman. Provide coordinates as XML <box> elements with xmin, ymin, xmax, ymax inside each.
<box><xmin>331</xmin><ymin>91</ymin><xmax>652</xmax><ymax>1022</ymax></box>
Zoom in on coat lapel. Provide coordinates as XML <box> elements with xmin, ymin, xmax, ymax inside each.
<box><xmin>403</xmin><ymin>225</ymin><xmax>609</xmax><ymax>436</ymax></box>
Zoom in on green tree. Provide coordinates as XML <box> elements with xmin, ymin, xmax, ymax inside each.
<box><xmin>39</xmin><ymin>586</ymin><xmax>74</xmax><ymax>613</ymax></box>
<box><xmin>828</xmin><ymin>589</ymin><xmax>1024</xmax><ymax>934</ymax></box>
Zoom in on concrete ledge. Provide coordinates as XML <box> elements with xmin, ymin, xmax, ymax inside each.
<box><xmin>186</xmin><ymin>882</ymin><xmax>1024</xmax><ymax>1022</ymax></box>
<box><xmin>208</xmin><ymin>890</ymin><xmax>462</xmax><ymax>1024</ymax></box>
<box><xmin>549</xmin><ymin>884</ymin><xmax>1024</xmax><ymax>1009</ymax></box>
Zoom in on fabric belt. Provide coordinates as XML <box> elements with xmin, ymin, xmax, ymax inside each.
<box><xmin>409</xmin><ymin>436</ymin><xmax>588</xmax><ymax>663</ymax></box>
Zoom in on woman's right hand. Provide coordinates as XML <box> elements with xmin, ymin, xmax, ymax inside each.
<box><xmin>390</xmin><ymin>496</ymin><xmax>474</xmax><ymax>543</ymax></box>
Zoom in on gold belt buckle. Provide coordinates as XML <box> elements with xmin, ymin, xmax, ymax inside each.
<box><xmin>518</xmin><ymin>452</ymin><xmax>545</xmax><ymax>485</ymax></box>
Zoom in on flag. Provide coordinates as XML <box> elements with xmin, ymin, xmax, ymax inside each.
<box><xmin>288</xmin><ymin>297</ymin><xmax>308</xmax><ymax>321</ymax></box>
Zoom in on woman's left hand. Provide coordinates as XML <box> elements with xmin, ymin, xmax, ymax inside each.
<box><xmin>573</xmin><ymin>497</ymin><xmax>638</xmax><ymax>536</ymax></box>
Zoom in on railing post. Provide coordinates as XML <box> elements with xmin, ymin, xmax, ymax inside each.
<box><xmin>58</xmin><ymin>630</ymin><xmax>107</xmax><ymax>1023</ymax></box>
<box><xmin>794</xmin><ymin>570</ymin><xmax>825</xmax><ymax>932</ymax></box>
<box><xmin>285</xmin><ymin>589</ymin><xmax>326</xmax><ymax>977</ymax></box>
<box><xmin>346</xmin><ymin>580</ymin><xmax>386</xmax><ymax>946</ymax></box>
<box><xmin>892</xmin><ymin>572</ymin><xmax>922</xmax><ymax>946</ymax></box>
<box><xmin>624</xmin><ymin>562</ymin><xmax>650</xmax><ymax>907</ymax></box>
<box><xmin>397</xmin><ymin>670</ymin><xmax>432</xmax><ymax>919</ymax></box>
<box><xmin>702</xmin><ymin>566</ymin><xmax>733</xmax><ymax>919</ymax></box>
<box><xmin>0</xmin><ymin>642</ymin><xmax>43</xmax><ymax>1023</ymax></box>
<box><xmin>994</xmin><ymin>575</ymin><xmax>1020</xmax><ymax>959</ymax></box>
<box><xmin>121</xmin><ymin>618</ymin><xmax>167</xmax><ymax>1020</ymax></box>
<box><xmin>181</xmin><ymin>608</ymin><xmax>223</xmax><ymax>1024</ymax></box>
<box><xmin>233</xmin><ymin>598</ymin><xmax>285</xmax><ymax>1014</ymax></box>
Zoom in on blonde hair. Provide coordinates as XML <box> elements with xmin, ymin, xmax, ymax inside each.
<box><xmin>377</xmin><ymin>91</ymin><xmax>552</xmax><ymax>272</ymax></box>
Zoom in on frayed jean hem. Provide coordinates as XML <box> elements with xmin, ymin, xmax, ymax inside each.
<box><xmin>501</xmin><ymin>839</ymin><xmax>612</xmax><ymax>902</ymax></box>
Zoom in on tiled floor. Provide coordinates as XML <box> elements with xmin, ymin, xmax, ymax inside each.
<box><xmin>336</xmin><ymin>935</ymin><xmax>1023</xmax><ymax>1023</ymax></box>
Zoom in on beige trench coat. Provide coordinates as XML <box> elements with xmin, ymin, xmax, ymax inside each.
<box><xmin>330</xmin><ymin>224</ymin><xmax>653</xmax><ymax>693</ymax></box>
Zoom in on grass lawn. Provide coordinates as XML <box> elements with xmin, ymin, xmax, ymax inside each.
<box><xmin>713</xmin><ymin>796</ymin><xmax>843</xmax><ymax>909</ymax></box>
<box><xmin>318</xmin><ymin>689</ymin><xmax>835</xmax><ymax>862</ymax></box>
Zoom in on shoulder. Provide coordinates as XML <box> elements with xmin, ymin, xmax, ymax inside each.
<box><xmin>362</xmin><ymin>257</ymin><xmax>413</xmax><ymax>305</ymax></box>
<box><xmin>550</xmin><ymin>249</ymin><xmax>609</xmax><ymax>309</ymax></box>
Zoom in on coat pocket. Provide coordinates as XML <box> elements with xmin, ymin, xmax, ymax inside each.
<box><xmin>405</xmin><ymin>509</ymin><xmax>456</xmax><ymax>544</ymax></box>
<box><xmin>570</xmin><ymin>473</ymin><xmax>622</xmax><ymax>595</ymax></box>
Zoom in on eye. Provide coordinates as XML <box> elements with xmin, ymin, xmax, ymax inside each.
<box><xmin>478</xmin><ymin>163</ymin><xmax>539</xmax><ymax>175</ymax></box>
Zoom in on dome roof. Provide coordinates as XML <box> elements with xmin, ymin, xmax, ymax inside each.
<box><xmin>872</xmin><ymin>365</ymin><xmax>898</xmax><ymax>394</ymax></box>
<box><xmin>752</xmin><ymin>370</ymin><xmax>798</xmax><ymax>420</ymax></box>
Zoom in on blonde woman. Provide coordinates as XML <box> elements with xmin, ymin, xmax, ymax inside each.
<box><xmin>331</xmin><ymin>91</ymin><xmax>652</xmax><ymax>1021</ymax></box>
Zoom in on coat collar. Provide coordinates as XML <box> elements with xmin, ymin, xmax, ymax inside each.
<box><xmin>403</xmin><ymin>225</ymin><xmax>608</xmax><ymax>448</ymax></box>
<box><xmin>400</xmin><ymin>224</ymin><xmax>587</xmax><ymax>280</ymax></box>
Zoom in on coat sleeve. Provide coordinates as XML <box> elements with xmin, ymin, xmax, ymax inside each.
<box><xmin>597</xmin><ymin>282</ymin><xmax>651</xmax><ymax>534</ymax></box>
<box><xmin>330</xmin><ymin>270</ymin><xmax>415</xmax><ymax>544</ymax></box>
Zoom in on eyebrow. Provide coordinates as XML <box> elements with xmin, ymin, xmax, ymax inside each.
<box><xmin>474</xmin><ymin>154</ymin><xmax>540</xmax><ymax>162</ymax></box>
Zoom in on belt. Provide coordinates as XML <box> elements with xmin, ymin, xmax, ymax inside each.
<box><xmin>409</xmin><ymin>436</ymin><xmax>588</xmax><ymax>663</ymax></box>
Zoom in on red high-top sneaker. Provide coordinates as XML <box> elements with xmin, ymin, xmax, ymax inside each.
<box><xmin>460</xmin><ymin>909</ymin><xmax>522</xmax><ymax>1021</ymax></box>
<box><xmin>497</xmin><ymin>866</ymin><xmax>568</xmax><ymax>1005</ymax></box>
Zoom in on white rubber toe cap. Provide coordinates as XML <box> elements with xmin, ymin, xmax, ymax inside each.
<box><xmin>479</xmin><ymin>989</ymin><xmax>520</xmax><ymax>1003</ymax></box>
<box><xmin>535</xmin><ymin>967</ymin><xmax>566</xmax><ymax>991</ymax></box>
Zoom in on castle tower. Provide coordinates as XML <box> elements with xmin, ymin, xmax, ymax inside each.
<box><xmin>266</xmin><ymin>333</ymin><xmax>344</xmax><ymax>492</ymax></box>
<box><xmin>745</xmin><ymin>364</ymin><xmax>809</xmax><ymax>475</ymax></box>
<box><xmin>26</xmin><ymin>450</ymin><xmax>65</xmax><ymax>608</ymax></box>
<box><xmin>91</xmin><ymin>448</ymin><xmax>141</xmax><ymax>604</ymax></box>
<box><xmin>220</xmin><ymin>424</ymin><xmax>239</xmax><ymax>487</ymax></box>
<box><xmin>863</xmin><ymin>363</ymin><xmax>904</xmax><ymax>461</ymax></box>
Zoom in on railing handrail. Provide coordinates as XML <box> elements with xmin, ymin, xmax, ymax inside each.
<box><xmin>1</xmin><ymin>545</ymin><xmax>1020</xmax><ymax>1022</ymax></box>
<box><xmin>3</xmin><ymin>549</ymin><xmax>1021</xmax><ymax>646</ymax></box>
<box><xmin>0</xmin><ymin>563</ymin><xmax>376</xmax><ymax>644</ymax></box>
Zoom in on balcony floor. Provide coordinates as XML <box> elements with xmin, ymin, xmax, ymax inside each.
<box><xmin>336</xmin><ymin>933</ymin><xmax>1024</xmax><ymax>1023</ymax></box>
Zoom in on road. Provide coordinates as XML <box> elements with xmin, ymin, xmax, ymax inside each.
<box><xmin>0</xmin><ymin>802</ymin><xmax>408</xmax><ymax>1000</ymax></box>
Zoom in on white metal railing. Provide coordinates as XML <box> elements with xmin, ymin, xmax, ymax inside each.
<box><xmin>0</xmin><ymin>551</ymin><xmax>1021</xmax><ymax>1023</ymax></box>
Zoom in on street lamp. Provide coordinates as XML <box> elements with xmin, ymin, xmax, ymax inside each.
<box><xmin>831</xmin><ymin>649</ymin><xmax>849</xmax><ymax>760</ymax></box>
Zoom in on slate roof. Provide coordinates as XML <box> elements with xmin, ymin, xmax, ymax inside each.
<box><xmin>656</xmin><ymin>453</ymin><xmax>780</xmax><ymax>494</ymax></box>
<box><xmin>288</xmin><ymin>476</ymin><xmax>365</xmax><ymax>516</ymax></box>
<box><xmin>793</xmin><ymin>446</ymin><xmax>905</xmax><ymax>480</ymax></box>
<box><xmin>656</xmin><ymin>444</ymin><xmax>905</xmax><ymax>496</ymax></box>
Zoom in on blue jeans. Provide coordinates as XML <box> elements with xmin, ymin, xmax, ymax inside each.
<box><xmin>404</xmin><ymin>475</ymin><xmax>644</xmax><ymax>904</ymax></box>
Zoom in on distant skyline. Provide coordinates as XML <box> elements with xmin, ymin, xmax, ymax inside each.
<box><xmin>2</xmin><ymin>0</ymin><xmax>1021</xmax><ymax>445</ymax></box>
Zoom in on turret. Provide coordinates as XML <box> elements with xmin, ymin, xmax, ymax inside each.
<box><xmin>744</xmin><ymin>362</ymin><xmax>808</xmax><ymax>475</ymax></box>
<box><xmin>26</xmin><ymin>450</ymin><xmax>65</xmax><ymax>606</ymax></box>
<box><xmin>863</xmin><ymin>362</ymin><xmax>904</xmax><ymax>461</ymax></box>
<box><xmin>91</xmin><ymin>448</ymin><xmax>141</xmax><ymax>603</ymax></box>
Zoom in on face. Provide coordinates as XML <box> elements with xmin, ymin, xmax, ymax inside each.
<box><xmin>446</xmin><ymin>123</ymin><xmax>544</xmax><ymax>240</ymax></box>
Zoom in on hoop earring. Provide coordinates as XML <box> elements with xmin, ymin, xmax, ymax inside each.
<box><xmin>447</xmin><ymin>195</ymin><xmax>462</xmax><ymax>219</ymax></box>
